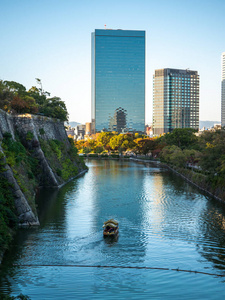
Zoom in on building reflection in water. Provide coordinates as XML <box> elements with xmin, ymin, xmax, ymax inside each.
<box><xmin>92</xmin><ymin>160</ymin><xmax>148</xmax><ymax>265</ymax></box>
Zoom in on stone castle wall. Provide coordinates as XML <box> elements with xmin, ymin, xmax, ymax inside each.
<box><xmin>0</xmin><ymin>110</ymin><xmax>69</xmax><ymax>143</ymax></box>
<box><xmin>0</xmin><ymin>109</ymin><xmax>70</xmax><ymax>225</ymax></box>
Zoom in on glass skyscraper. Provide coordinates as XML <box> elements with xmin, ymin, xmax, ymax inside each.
<box><xmin>91</xmin><ymin>29</ymin><xmax>145</xmax><ymax>133</ymax></box>
<box><xmin>153</xmin><ymin>68</ymin><xmax>199</xmax><ymax>136</ymax></box>
<box><xmin>221</xmin><ymin>52</ymin><xmax>225</xmax><ymax>127</ymax></box>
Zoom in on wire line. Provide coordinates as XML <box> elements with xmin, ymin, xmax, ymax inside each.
<box><xmin>12</xmin><ymin>264</ymin><xmax>225</xmax><ymax>277</ymax></box>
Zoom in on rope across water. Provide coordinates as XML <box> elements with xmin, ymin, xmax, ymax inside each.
<box><xmin>13</xmin><ymin>264</ymin><xmax>225</xmax><ymax>277</ymax></box>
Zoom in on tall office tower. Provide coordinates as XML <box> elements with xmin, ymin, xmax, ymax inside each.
<box><xmin>221</xmin><ymin>52</ymin><xmax>225</xmax><ymax>127</ymax></box>
<box><xmin>153</xmin><ymin>68</ymin><xmax>199</xmax><ymax>136</ymax></box>
<box><xmin>91</xmin><ymin>29</ymin><xmax>145</xmax><ymax>133</ymax></box>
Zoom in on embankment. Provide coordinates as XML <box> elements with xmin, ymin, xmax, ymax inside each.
<box><xmin>165</xmin><ymin>165</ymin><xmax>225</xmax><ymax>203</ymax></box>
<box><xmin>0</xmin><ymin>109</ymin><xmax>87</xmax><ymax>261</ymax></box>
<box><xmin>130</xmin><ymin>156</ymin><xmax>225</xmax><ymax>203</ymax></box>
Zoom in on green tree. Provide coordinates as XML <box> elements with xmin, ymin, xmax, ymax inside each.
<box><xmin>28</xmin><ymin>86</ymin><xmax>49</xmax><ymax>106</ymax></box>
<box><xmin>133</xmin><ymin>138</ymin><xmax>155</xmax><ymax>154</ymax></box>
<box><xmin>160</xmin><ymin>145</ymin><xmax>186</xmax><ymax>167</ymax></box>
<box><xmin>159</xmin><ymin>128</ymin><xmax>198</xmax><ymax>149</ymax></box>
<box><xmin>0</xmin><ymin>80</ymin><xmax>13</xmax><ymax>112</ymax></box>
<box><xmin>0</xmin><ymin>79</ymin><xmax>68</xmax><ymax>121</ymax></box>
<box><xmin>35</xmin><ymin>78</ymin><xmax>50</xmax><ymax>97</ymax></box>
<box><xmin>3</xmin><ymin>81</ymin><xmax>26</xmax><ymax>96</ymax></box>
<box><xmin>183</xmin><ymin>149</ymin><xmax>201</xmax><ymax>165</ymax></box>
<box><xmin>134</xmin><ymin>138</ymin><xmax>157</xmax><ymax>155</ymax></box>
<box><xmin>198</xmin><ymin>130</ymin><xmax>225</xmax><ymax>176</ymax></box>
<box><xmin>40</xmin><ymin>97</ymin><xmax>68</xmax><ymax>121</ymax></box>
<box><xmin>24</xmin><ymin>96</ymin><xmax>38</xmax><ymax>113</ymax></box>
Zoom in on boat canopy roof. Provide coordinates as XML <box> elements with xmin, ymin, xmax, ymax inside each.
<box><xmin>103</xmin><ymin>219</ymin><xmax>118</xmax><ymax>228</ymax></box>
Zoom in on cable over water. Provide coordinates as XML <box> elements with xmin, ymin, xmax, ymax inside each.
<box><xmin>2</xmin><ymin>160</ymin><xmax>225</xmax><ymax>299</ymax></box>
<box><xmin>13</xmin><ymin>264</ymin><xmax>225</xmax><ymax>277</ymax></box>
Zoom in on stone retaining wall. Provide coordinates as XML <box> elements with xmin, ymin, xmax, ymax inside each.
<box><xmin>0</xmin><ymin>109</ymin><xmax>71</xmax><ymax>225</ymax></box>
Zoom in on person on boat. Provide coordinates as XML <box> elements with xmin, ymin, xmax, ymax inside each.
<box><xmin>105</xmin><ymin>226</ymin><xmax>112</xmax><ymax>232</ymax></box>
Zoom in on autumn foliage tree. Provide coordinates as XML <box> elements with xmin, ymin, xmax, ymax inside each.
<box><xmin>10</xmin><ymin>95</ymin><xmax>38</xmax><ymax>114</ymax></box>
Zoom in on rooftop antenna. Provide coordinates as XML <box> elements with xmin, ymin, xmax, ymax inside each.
<box><xmin>104</xmin><ymin>24</ymin><xmax>106</xmax><ymax>29</ymax></box>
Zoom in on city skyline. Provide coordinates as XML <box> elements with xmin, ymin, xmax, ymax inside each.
<box><xmin>0</xmin><ymin>0</ymin><xmax>225</xmax><ymax>124</ymax></box>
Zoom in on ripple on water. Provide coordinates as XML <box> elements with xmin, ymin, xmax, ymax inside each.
<box><xmin>1</xmin><ymin>160</ymin><xmax>225</xmax><ymax>298</ymax></box>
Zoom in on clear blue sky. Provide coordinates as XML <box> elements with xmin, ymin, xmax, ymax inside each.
<box><xmin>0</xmin><ymin>0</ymin><xmax>224</xmax><ymax>124</ymax></box>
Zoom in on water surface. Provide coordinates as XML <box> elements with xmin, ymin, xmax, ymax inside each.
<box><xmin>1</xmin><ymin>160</ymin><xmax>225</xmax><ymax>299</ymax></box>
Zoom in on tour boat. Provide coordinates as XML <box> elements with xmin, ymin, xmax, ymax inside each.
<box><xmin>103</xmin><ymin>219</ymin><xmax>119</xmax><ymax>236</ymax></box>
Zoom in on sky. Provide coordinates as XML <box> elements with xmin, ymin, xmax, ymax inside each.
<box><xmin>0</xmin><ymin>0</ymin><xmax>225</xmax><ymax>124</ymax></box>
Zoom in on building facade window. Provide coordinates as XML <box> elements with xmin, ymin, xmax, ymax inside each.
<box><xmin>91</xmin><ymin>29</ymin><xmax>145</xmax><ymax>133</ymax></box>
<box><xmin>153</xmin><ymin>68</ymin><xmax>199</xmax><ymax>136</ymax></box>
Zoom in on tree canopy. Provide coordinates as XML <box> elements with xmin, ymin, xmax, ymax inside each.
<box><xmin>158</xmin><ymin>128</ymin><xmax>198</xmax><ymax>149</ymax></box>
<box><xmin>75</xmin><ymin>127</ymin><xmax>225</xmax><ymax>194</ymax></box>
<box><xmin>75</xmin><ymin>132</ymin><xmax>158</xmax><ymax>156</ymax></box>
<box><xmin>0</xmin><ymin>79</ymin><xmax>68</xmax><ymax>121</ymax></box>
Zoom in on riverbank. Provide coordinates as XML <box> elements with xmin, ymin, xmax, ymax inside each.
<box><xmin>81</xmin><ymin>153</ymin><xmax>158</xmax><ymax>161</ymax></box>
<box><xmin>129</xmin><ymin>157</ymin><xmax>224</xmax><ymax>204</ymax></box>
<box><xmin>165</xmin><ymin>165</ymin><xmax>224</xmax><ymax>203</ymax></box>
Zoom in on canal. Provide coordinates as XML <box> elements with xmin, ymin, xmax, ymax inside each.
<box><xmin>1</xmin><ymin>159</ymin><xmax>225</xmax><ymax>299</ymax></box>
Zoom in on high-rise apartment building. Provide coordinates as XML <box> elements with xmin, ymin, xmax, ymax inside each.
<box><xmin>91</xmin><ymin>29</ymin><xmax>145</xmax><ymax>133</ymax></box>
<box><xmin>153</xmin><ymin>68</ymin><xmax>199</xmax><ymax>136</ymax></box>
<box><xmin>221</xmin><ymin>52</ymin><xmax>225</xmax><ymax>127</ymax></box>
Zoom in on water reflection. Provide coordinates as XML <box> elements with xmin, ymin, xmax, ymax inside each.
<box><xmin>103</xmin><ymin>235</ymin><xmax>119</xmax><ymax>246</ymax></box>
<box><xmin>1</xmin><ymin>160</ymin><xmax>225</xmax><ymax>299</ymax></box>
<box><xmin>196</xmin><ymin>200</ymin><xmax>225</xmax><ymax>274</ymax></box>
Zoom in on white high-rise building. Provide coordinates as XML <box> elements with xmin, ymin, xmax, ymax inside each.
<box><xmin>221</xmin><ymin>52</ymin><xmax>225</xmax><ymax>127</ymax></box>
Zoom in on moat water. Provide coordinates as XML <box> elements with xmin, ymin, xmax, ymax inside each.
<box><xmin>1</xmin><ymin>159</ymin><xmax>225</xmax><ymax>299</ymax></box>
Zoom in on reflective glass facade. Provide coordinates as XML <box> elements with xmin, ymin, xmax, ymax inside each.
<box><xmin>91</xmin><ymin>29</ymin><xmax>145</xmax><ymax>133</ymax></box>
<box><xmin>221</xmin><ymin>52</ymin><xmax>225</xmax><ymax>127</ymax></box>
<box><xmin>153</xmin><ymin>68</ymin><xmax>199</xmax><ymax>136</ymax></box>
